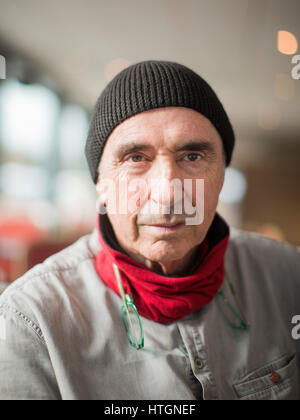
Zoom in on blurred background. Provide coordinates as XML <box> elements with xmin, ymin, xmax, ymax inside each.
<box><xmin>0</xmin><ymin>0</ymin><xmax>299</xmax><ymax>287</ymax></box>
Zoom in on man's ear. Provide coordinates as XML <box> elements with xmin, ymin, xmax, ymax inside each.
<box><xmin>220</xmin><ymin>145</ymin><xmax>227</xmax><ymax>189</ymax></box>
<box><xmin>96</xmin><ymin>180</ymin><xmax>107</xmax><ymax>206</ymax></box>
<box><xmin>221</xmin><ymin>167</ymin><xmax>226</xmax><ymax>193</ymax></box>
<box><xmin>96</xmin><ymin>188</ymin><xmax>107</xmax><ymax>216</ymax></box>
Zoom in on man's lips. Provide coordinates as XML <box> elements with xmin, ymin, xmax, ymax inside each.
<box><xmin>141</xmin><ymin>221</ymin><xmax>186</xmax><ymax>234</ymax></box>
<box><xmin>149</xmin><ymin>222</ymin><xmax>184</xmax><ymax>227</ymax></box>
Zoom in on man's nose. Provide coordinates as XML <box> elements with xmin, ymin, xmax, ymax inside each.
<box><xmin>147</xmin><ymin>159</ymin><xmax>182</xmax><ymax>208</ymax></box>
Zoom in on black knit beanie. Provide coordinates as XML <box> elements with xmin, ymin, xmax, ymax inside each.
<box><xmin>85</xmin><ymin>60</ymin><xmax>235</xmax><ymax>184</ymax></box>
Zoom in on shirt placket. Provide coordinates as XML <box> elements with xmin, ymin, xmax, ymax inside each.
<box><xmin>177</xmin><ymin>315</ymin><xmax>218</xmax><ymax>400</ymax></box>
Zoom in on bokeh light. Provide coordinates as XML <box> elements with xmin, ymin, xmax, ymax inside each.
<box><xmin>277</xmin><ymin>30</ymin><xmax>298</xmax><ymax>55</ymax></box>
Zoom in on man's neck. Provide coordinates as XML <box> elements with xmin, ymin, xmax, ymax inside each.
<box><xmin>119</xmin><ymin>244</ymin><xmax>200</xmax><ymax>276</ymax></box>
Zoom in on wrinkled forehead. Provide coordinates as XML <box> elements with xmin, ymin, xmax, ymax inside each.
<box><xmin>103</xmin><ymin>106</ymin><xmax>223</xmax><ymax>153</ymax></box>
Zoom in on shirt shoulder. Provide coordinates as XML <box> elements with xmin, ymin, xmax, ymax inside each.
<box><xmin>228</xmin><ymin>227</ymin><xmax>300</xmax><ymax>266</ymax></box>
<box><xmin>226</xmin><ymin>227</ymin><xmax>300</xmax><ymax>314</ymax></box>
<box><xmin>25</xmin><ymin>228</ymin><xmax>100</xmax><ymax>277</ymax></box>
<box><xmin>0</xmin><ymin>229</ymin><xmax>102</xmax><ymax>328</ymax></box>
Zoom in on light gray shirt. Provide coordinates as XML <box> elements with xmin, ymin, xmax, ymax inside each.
<box><xmin>0</xmin><ymin>227</ymin><xmax>300</xmax><ymax>400</ymax></box>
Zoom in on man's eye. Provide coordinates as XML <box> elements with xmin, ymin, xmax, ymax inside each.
<box><xmin>184</xmin><ymin>153</ymin><xmax>202</xmax><ymax>162</ymax></box>
<box><xmin>129</xmin><ymin>155</ymin><xmax>145</xmax><ymax>163</ymax></box>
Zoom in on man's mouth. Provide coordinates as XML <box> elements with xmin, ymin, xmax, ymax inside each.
<box><xmin>143</xmin><ymin>221</ymin><xmax>186</xmax><ymax>234</ymax></box>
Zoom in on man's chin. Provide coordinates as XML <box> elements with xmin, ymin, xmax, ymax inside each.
<box><xmin>140</xmin><ymin>241</ymin><xmax>189</xmax><ymax>265</ymax></box>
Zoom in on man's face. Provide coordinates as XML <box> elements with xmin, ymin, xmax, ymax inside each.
<box><xmin>97</xmin><ymin>106</ymin><xmax>225</xmax><ymax>267</ymax></box>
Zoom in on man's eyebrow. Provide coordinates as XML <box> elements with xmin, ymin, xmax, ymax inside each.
<box><xmin>115</xmin><ymin>139</ymin><xmax>216</xmax><ymax>158</ymax></box>
<box><xmin>174</xmin><ymin>140</ymin><xmax>216</xmax><ymax>153</ymax></box>
<box><xmin>115</xmin><ymin>142</ymin><xmax>153</xmax><ymax>157</ymax></box>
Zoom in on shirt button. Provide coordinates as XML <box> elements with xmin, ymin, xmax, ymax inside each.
<box><xmin>195</xmin><ymin>358</ymin><xmax>204</xmax><ymax>370</ymax></box>
<box><xmin>270</xmin><ymin>372</ymin><xmax>281</xmax><ymax>384</ymax></box>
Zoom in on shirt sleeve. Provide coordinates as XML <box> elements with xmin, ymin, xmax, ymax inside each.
<box><xmin>0</xmin><ymin>303</ymin><xmax>61</xmax><ymax>400</ymax></box>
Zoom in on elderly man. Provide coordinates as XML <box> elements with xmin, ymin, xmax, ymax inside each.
<box><xmin>0</xmin><ymin>60</ymin><xmax>299</xmax><ymax>400</ymax></box>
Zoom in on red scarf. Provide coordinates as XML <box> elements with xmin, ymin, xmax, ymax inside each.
<box><xmin>95</xmin><ymin>213</ymin><xmax>229</xmax><ymax>323</ymax></box>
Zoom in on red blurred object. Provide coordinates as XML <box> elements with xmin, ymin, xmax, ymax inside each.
<box><xmin>0</xmin><ymin>216</ymin><xmax>82</xmax><ymax>282</ymax></box>
<box><xmin>27</xmin><ymin>240</ymin><xmax>74</xmax><ymax>270</ymax></box>
<box><xmin>0</xmin><ymin>216</ymin><xmax>46</xmax><ymax>282</ymax></box>
<box><xmin>0</xmin><ymin>217</ymin><xmax>46</xmax><ymax>244</ymax></box>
